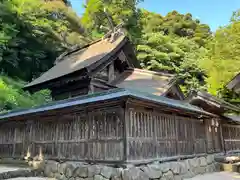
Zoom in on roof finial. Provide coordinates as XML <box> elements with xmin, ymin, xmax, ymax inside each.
<box><xmin>101</xmin><ymin>9</ymin><xmax>125</xmax><ymax>42</ymax></box>
<box><xmin>103</xmin><ymin>7</ymin><xmax>115</xmax><ymax>32</ymax></box>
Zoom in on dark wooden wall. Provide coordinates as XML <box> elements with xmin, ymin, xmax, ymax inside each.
<box><xmin>0</xmin><ymin>106</ymin><xmax>125</xmax><ymax>162</ymax></box>
<box><xmin>0</xmin><ymin>99</ymin><xmax>239</xmax><ymax>163</ymax></box>
<box><xmin>222</xmin><ymin>124</ymin><xmax>240</xmax><ymax>152</ymax></box>
<box><xmin>125</xmin><ymin>103</ymin><xmax>223</xmax><ymax>162</ymax></box>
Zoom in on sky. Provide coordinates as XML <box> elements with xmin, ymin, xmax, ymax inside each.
<box><xmin>70</xmin><ymin>0</ymin><xmax>240</xmax><ymax>31</ymax></box>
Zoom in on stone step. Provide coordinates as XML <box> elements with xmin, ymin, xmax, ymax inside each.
<box><xmin>220</xmin><ymin>162</ymin><xmax>240</xmax><ymax>173</ymax></box>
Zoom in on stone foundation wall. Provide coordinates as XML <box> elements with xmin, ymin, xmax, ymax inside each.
<box><xmin>38</xmin><ymin>155</ymin><xmax>220</xmax><ymax>180</ymax></box>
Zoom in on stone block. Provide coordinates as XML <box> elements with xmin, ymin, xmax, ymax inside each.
<box><xmin>162</xmin><ymin>170</ymin><xmax>174</xmax><ymax>180</ymax></box>
<box><xmin>111</xmin><ymin>168</ymin><xmax>123</xmax><ymax>178</ymax></box>
<box><xmin>160</xmin><ymin>177</ymin><xmax>167</xmax><ymax>180</ymax></box>
<box><xmin>44</xmin><ymin>164</ymin><xmax>53</xmax><ymax>177</ymax></box>
<box><xmin>199</xmin><ymin>157</ymin><xmax>207</xmax><ymax>167</ymax></box>
<box><xmin>111</xmin><ymin>176</ymin><xmax>122</xmax><ymax>180</ymax></box>
<box><xmin>65</xmin><ymin>163</ymin><xmax>75</xmax><ymax>178</ymax></box>
<box><xmin>122</xmin><ymin>167</ymin><xmax>148</xmax><ymax>180</ymax></box>
<box><xmin>141</xmin><ymin>165</ymin><xmax>162</xmax><ymax>179</ymax></box>
<box><xmin>214</xmin><ymin>162</ymin><xmax>221</xmax><ymax>172</ymax></box>
<box><xmin>206</xmin><ymin>155</ymin><xmax>214</xmax><ymax>164</ymax></box>
<box><xmin>88</xmin><ymin>165</ymin><xmax>102</xmax><ymax>177</ymax></box>
<box><xmin>55</xmin><ymin>173</ymin><xmax>67</xmax><ymax>180</ymax></box>
<box><xmin>44</xmin><ymin>160</ymin><xmax>58</xmax><ymax>174</ymax></box>
<box><xmin>100</xmin><ymin>166</ymin><xmax>115</xmax><ymax>179</ymax></box>
<box><xmin>75</xmin><ymin>178</ymin><xmax>85</xmax><ymax>180</ymax></box>
<box><xmin>159</xmin><ymin>162</ymin><xmax>171</xmax><ymax>173</ymax></box>
<box><xmin>58</xmin><ymin>163</ymin><xmax>68</xmax><ymax>175</ymax></box>
<box><xmin>205</xmin><ymin>165</ymin><xmax>213</xmax><ymax>173</ymax></box>
<box><xmin>170</xmin><ymin>162</ymin><xmax>181</xmax><ymax>174</ymax></box>
<box><xmin>183</xmin><ymin>160</ymin><xmax>191</xmax><ymax>171</ymax></box>
<box><xmin>85</xmin><ymin>178</ymin><xmax>94</xmax><ymax>180</ymax></box>
<box><xmin>94</xmin><ymin>175</ymin><xmax>108</xmax><ymax>180</ymax></box>
<box><xmin>189</xmin><ymin>158</ymin><xmax>198</xmax><ymax>168</ymax></box>
<box><xmin>193</xmin><ymin>166</ymin><xmax>205</xmax><ymax>175</ymax></box>
<box><xmin>73</xmin><ymin>166</ymin><xmax>88</xmax><ymax>178</ymax></box>
<box><xmin>179</xmin><ymin>162</ymin><xmax>187</xmax><ymax>174</ymax></box>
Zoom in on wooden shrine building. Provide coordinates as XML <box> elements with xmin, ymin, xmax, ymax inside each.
<box><xmin>0</xmin><ymin>29</ymin><xmax>240</xmax><ymax>163</ymax></box>
<box><xmin>24</xmin><ymin>29</ymin><xmax>184</xmax><ymax>101</ymax></box>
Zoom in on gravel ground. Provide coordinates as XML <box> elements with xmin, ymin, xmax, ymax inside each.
<box><xmin>0</xmin><ymin>166</ymin><xmax>28</xmax><ymax>174</ymax></box>
<box><xmin>7</xmin><ymin>178</ymin><xmax>55</xmax><ymax>180</ymax></box>
<box><xmin>188</xmin><ymin>172</ymin><xmax>240</xmax><ymax>180</ymax></box>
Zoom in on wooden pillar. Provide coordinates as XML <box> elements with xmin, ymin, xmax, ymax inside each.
<box><xmin>12</xmin><ymin>126</ymin><xmax>17</xmax><ymax>158</ymax></box>
<box><xmin>174</xmin><ymin>114</ymin><xmax>179</xmax><ymax>156</ymax></box>
<box><xmin>219</xmin><ymin>122</ymin><xmax>225</xmax><ymax>154</ymax></box>
<box><xmin>108</xmin><ymin>63</ymin><xmax>115</xmax><ymax>82</ymax></box>
<box><xmin>204</xmin><ymin>119</ymin><xmax>211</xmax><ymax>153</ymax></box>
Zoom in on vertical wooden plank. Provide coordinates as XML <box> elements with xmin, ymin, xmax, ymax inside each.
<box><xmin>55</xmin><ymin>119</ymin><xmax>59</xmax><ymax>158</ymax></box>
<box><xmin>153</xmin><ymin>112</ymin><xmax>157</xmax><ymax>159</ymax></box>
<box><xmin>12</xmin><ymin>126</ymin><xmax>17</xmax><ymax>157</ymax></box>
<box><xmin>191</xmin><ymin>118</ymin><xmax>196</xmax><ymax>155</ymax></box>
<box><xmin>123</xmin><ymin>104</ymin><xmax>129</xmax><ymax>161</ymax></box>
<box><xmin>174</xmin><ymin>115</ymin><xmax>179</xmax><ymax>156</ymax></box>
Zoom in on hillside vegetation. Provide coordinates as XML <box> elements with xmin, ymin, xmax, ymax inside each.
<box><xmin>0</xmin><ymin>0</ymin><xmax>239</xmax><ymax>112</ymax></box>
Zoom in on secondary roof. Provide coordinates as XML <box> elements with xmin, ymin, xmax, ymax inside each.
<box><xmin>0</xmin><ymin>88</ymin><xmax>216</xmax><ymax>120</ymax></box>
<box><xmin>113</xmin><ymin>68</ymin><xmax>175</xmax><ymax>96</ymax></box>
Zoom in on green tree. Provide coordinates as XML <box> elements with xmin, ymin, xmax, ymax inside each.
<box><xmin>0</xmin><ymin>0</ymin><xmax>89</xmax><ymax>81</ymax></box>
<box><xmin>139</xmin><ymin>10</ymin><xmax>211</xmax><ymax>46</ymax></box>
<box><xmin>0</xmin><ymin>76</ymin><xmax>51</xmax><ymax>113</ymax></box>
<box><xmin>137</xmin><ymin>32</ymin><xmax>207</xmax><ymax>93</ymax></box>
<box><xmin>200</xmin><ymin>10</ymin><xmax>240</xmax><ymax>96</ymax></box>
<box><xmin>82</xmin><ymin>0</ymin><xmax>143</xmax><ymax>40</ymax></box>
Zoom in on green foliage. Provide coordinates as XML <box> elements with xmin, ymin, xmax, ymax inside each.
<box><xmin>137</xmin><ymin>32</ymin><xmax>207</xmax><ymax>93</ymax></box>
<box><xmin>139</xmin><ymin>10</ymin><xmax>211</xmax><ymax>46</ymax></box>
<box><xmin>0</xmin><ymin>0</ymin><xmax>90</xmax><ymax>112</ymax></box>
<box><xmin>200</xmin><ymin>10</ymin><xmax>240</xmax><ymax>96</ymax></box>
<box><xmin>0</xmin><ymin>0</ymin><xmax>89</xmax><ymax>81</ymax></box>
<box><xmin>0</xmin><ymin>0</ymin><xmax>239</xmax><ymax>113</ymax></box>
<box><xmin>0</xmin><ymin>76</ymin><xmax>51</xmax><ymax>113</ymax></box>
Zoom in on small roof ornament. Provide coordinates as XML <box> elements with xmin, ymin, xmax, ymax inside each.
<box><xmin>101</xmin><ymin>8</ymin><xmax>125</xmax><ymax>42</ymax></box>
